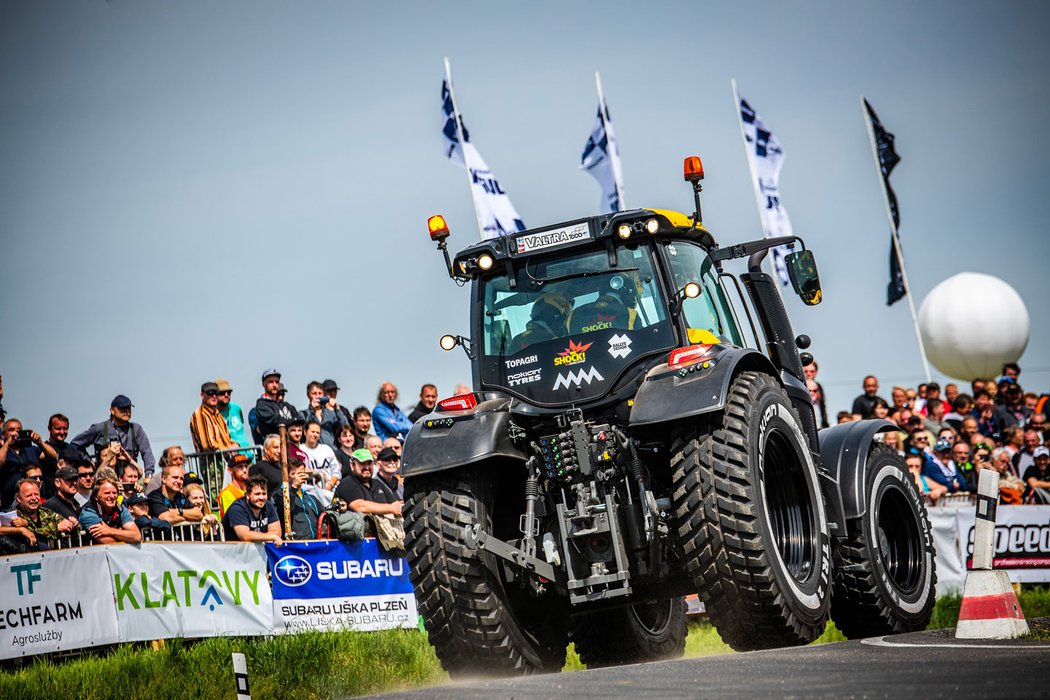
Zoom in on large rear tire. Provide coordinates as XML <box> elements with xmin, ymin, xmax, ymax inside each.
<box><xmin>831</xmin><ymin>443</ymin><xmax>937</xmax><ymax>638</ymax></box>
<box><xmin>404</xmin><ymin>472</ymin><xmax>567</xmax><ymax>677</ymax></box>
<box><xmin>671</xmin><ymin>371</ymin><xmax>832</xmax><ymax>650</ymax></box>
<box><xmin>569</xmin><ymin>597</ymin><xmax>687</xmax><ymax>668</ymax></box>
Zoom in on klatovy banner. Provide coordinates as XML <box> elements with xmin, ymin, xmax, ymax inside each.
<box><xmin>107</xmin><ymin>542</ymin><xmax>272</xmax><ymax>642</ymax></box>
<box><xmin>0</xmin><ymin>547</ymin><xmax>119</xmax><ymax>659</ymax></box>
<box><xmin>737</xmin><ymin>93</ymin><xmax>792</xmax><ymax>286</ymax></box>
<box><xmin>441</xmin><ymin>68</ymin><xmax>525</xmax><ymax>240</ymax></box>
<box><xmin>580</xmin><ymin>93</ymin><xmax>624</xmax><ymax>214</ymax></box>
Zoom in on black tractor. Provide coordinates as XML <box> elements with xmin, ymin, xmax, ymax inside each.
<box><xmin>402</xmin><ymin>157</ymin><xmax>935</xmax><ymax>675</ymax></box>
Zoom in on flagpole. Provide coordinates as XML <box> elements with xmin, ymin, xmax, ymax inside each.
<box><xmin>444</xmin><ymin>57</ymin><xmax>486</xmax><ymax>238</ymax></box>
<box><xmin>730</xmin><ymin>79</ymin><xmax>774</xmax><ymax>263</ymax></box>
<box><xmin>594</xmin><ymin>71</ymin><xmax>624</xmax><ymax>210</ymax></box>
<box><xmin>861</xmin><ymin>95</ymin><xmax>932</xmax><ymax>383</ymax></box>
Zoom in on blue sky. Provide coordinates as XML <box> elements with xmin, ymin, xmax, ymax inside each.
<box><xmin>2</xmin><ymin>1</ymin><xmax>1047</xmax><ymax>446</ymax></box>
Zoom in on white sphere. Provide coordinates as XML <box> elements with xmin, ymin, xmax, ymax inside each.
<box><xmin>917</xmin><ymin>273</ymin><xmax>1029</xmax><ymax>381</ymax></box>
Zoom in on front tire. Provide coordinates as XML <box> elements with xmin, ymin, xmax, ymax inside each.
<box><xmin>831</xmin><ymin>443</ymin><xmax>936</xmax><ymax>637</ymax></box>
<box><xmin>404</xmin><ymin>471</ymin><xmax>567</xmax><ymax>677</ymax></box>
<box><xmin>569</xmin><ymin>597</ymin><xmax>687</xmax><ymax>668</ymax></box>
<box><xmin>671</xmin><ymin>371</ymin><xmax>832</xmax><ymax>650</ymax></box>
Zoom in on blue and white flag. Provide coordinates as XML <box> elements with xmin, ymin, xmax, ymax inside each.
<box><xmin>738</xmin><ymin>93</ymin><xmax>792</xmax><ymax>286</ymax></box>
<box><xmin>441</xmin><ymin>76</ymin><xmax>525</xmax><ymax>240</ymax></box>
<box><xmin>580</xmin><ymin>100</ymin><xmax>624</xmax><ymax>213</ymax></box>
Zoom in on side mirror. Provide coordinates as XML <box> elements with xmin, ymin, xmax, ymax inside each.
<box><xmin>786</xmin><ymin>250</ymin><xmax>822</xmax><ymax>306</ymax></box>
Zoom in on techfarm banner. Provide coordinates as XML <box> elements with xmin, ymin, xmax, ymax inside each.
<box><xmin>0</xmin><ymin>547</ymin><xmax>118</xmax><ymax>659</ymax></box>
<box><xmin>267</xmin><ymin>539</ymin><xmax>417</xmax><ymax>633</ymax></box>
<box><xmin>106</xmin><ymin>542</ymin><xmax>272</xmax><ymax>641</ymax></box>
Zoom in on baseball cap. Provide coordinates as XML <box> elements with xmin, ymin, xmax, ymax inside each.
<box><xmin>261</xmin><ymin>368</ymin><xmax>281</xmax><ymax>381</ymax></box>
<box><xmin>55</xmin><ymin>465</ymin><xmax>79</xmax><ymax>481</ymax></box>
<box><xmin>377</xmin><ymin>447</ymin><xmax>400</xmax><ymax>462</ymax></box>
<box><xmin>1034</xmin><ymin>446</ymin><xmax>1050</xmax><ymax>459</ymax></box>
<box><xmin>215</xmin><ymin>378</ymin><xmax>233</xmax><ymax>392</ymax></box>
<box><xmin>61</xmin><ymin>446</ymin><xmax>92</xmax><ymax>467</ymax></box>
<box><xmin>322</xmin><ymin>379</ymin><xmax>340</xmax><ymax>391</ymax></box>
<box><xmin>184</xmin><ymin>472</ymin><xmax>204</xmax><ymax>486</ymax></box>
<box><xmin>111</xmin><ymin>394</ymin><xmax>134</xmax><ymax>409</ymax></box>
<box><xmin>228</xmin><ymin>452</ymin><xmax>251</xmax><ymax>466</ymax></box>
<box><xmin>287</xmin><ymin>415</ymin><xmax>305</xmax><ymax>427</ymax></box>
<box><xmin>125</xmin><ymin>493</ymin><xmax>149</xmax><ymax>507</ymax></box>
<box><xmin>933</xmin><ymin>439</ymin><xmax>952</xmax><ymax>452</ymax></box>
<box><xmin>201</xmin><ymin>381</ymin><xmax>220</xmax><ymax>394</ymax></box>
<box><xmin>996</xmin><ymin>375</ymin><xmax>1015</xmax><ymax>385</ymax></box>
<box><xmin>352</xmin><ymin>449</ymin><xmax>375</xmax><ymax>463</ymax></box>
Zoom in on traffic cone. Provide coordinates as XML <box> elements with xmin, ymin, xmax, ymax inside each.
<box><xmin>955</xmin><ymin>470</ymin><xmax>1029</xmax><ymax>639</ymax></box>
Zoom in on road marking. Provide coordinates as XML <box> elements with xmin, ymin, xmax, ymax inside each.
<box><xmin>862</xmin><ymin>636</ymin><xmax>1050</xmax><ymax>650</ymax></box>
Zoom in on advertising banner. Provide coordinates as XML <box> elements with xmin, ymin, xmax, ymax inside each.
<box><xmin>0</xmin><ymin>547</ymin><xmax>118</xmax><ymax>659</ymax></box>
<box><xmin>267</xmin><ymin>539</ymin><xmax>417</xmax><ymax>633</ymax></box>
<box><xmin>956</xmin><ymin>505</ymin><xmax>1050</xmax><ymax>583</ymax></box>
<box><xmin>106</xmin><ymin>542</ymin><xmax>272</xmax><ymax>642</ymax></box>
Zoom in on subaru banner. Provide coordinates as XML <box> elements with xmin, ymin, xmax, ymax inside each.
<box><xmin>267</xmin><ymin>539</ymin><xmax>417</xmax><ymax>633</ymax></box>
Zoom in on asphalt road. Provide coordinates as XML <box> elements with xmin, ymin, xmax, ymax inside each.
<box><xmin>372</xmin><ymin>621</ymin><xmax>1050</xmax><ymax>700</ymax></box>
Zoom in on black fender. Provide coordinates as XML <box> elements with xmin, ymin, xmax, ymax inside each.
<box><xmin>817</xmin><ymin>419</ymin><xmax>897</xmax><ymax>536</ymax></box>
<box><xmin>629</xmin><ymin>346</ymin><xmax>779</xmax><ymax>427</ymax></box>
<box><xmin>401</xmin><ymin>399</ymin><xmax>527</xmax><ymax>478</ymax></box>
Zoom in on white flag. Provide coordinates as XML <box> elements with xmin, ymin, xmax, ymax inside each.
<box><xmin>738</xmin><ymin>94</ymin><xmax>791</xmax><ymax>286</ymax></box>
<box><xmin>441</xmin><ymin>76</ymin><xmax>525</xmax><ymax>239</ymax></box>
<box><xmin>580</xmin><ymin>101</ymin><xmax>624</xmax><ymax>213</ymax></box>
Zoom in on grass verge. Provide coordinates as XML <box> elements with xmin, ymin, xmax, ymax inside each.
<box><xmin>4</xmin><ymin>588</ymin><xmax>1048</xmax><ymax>697</ymax></box>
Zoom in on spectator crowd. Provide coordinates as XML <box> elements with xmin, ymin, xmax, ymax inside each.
<box><xmin>1</xmin><ymin>358</ymin><xmax>1048</xmax><ymax>554</ymax></box>
<box><xmin>805</xmin><ymin>361</ymin><xmax>1050</xmax><ymax>506</ymax></box>
<box><xmin>0</xmin><ymin>369</ymin><xmax>444</xmax><ymax>553</ymax></box>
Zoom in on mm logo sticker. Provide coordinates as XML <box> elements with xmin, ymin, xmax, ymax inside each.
<box><xmin>553</xmin><ymin>366</ymin><xmax>604</xmax><ymax>390</ymax></box>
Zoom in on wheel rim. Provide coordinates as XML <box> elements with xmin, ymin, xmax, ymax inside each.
<box><xmin>876</xmin><ymin>486</ymin><xmax>923</xmax><ymax>594</ymax></box>
<box><xmin>628</xmin><ymin>598</ymin><xmax>673</xmax><ymax>636</ymax></box>
<box><xmin>763</xmin><ymin>429</ymin><xmax>818</xmax><ymax>584</ymax></box>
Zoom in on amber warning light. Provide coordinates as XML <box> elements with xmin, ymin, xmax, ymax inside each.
<box><xmin>428</xmin><ymin>214</ymin><xmax>450</xmax><ymax>241</ymax></box>
<box><xmin>683</xmin><ymin>156</ymin><xmax>704</xmax><ymax>182</ymax></box>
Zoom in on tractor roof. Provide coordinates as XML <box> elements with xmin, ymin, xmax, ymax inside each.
<box><xmin>450</xmin><ymin>208</ymin><xmax>716</xmax><ymax>281</ymax></box>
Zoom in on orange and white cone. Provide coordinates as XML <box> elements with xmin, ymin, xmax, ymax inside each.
<box><xmin>956</xmin><ymin>470</ymin><xmax>1029</xmax><ymax>639</ymax></box>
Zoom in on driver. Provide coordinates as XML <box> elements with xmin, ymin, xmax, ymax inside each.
<box><xmin>568</xmin><ymin>272</ymin><xmax>641</xmax><ymax>334</ymax></box>
<box><xmin>508</xmin><ymin>292</ymin><xmax>572</xmax><ymax>353</ymax></box>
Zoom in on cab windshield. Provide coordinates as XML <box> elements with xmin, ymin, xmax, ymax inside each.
<box><xmin>481</xmin><ymin>244</ymin><xmax>668</xmax><ymax>357</ymax></box>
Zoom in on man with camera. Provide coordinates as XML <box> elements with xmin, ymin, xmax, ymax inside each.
<box><xmin>302</xmin><ymin>381</ymin><xmax>347</xmax><ymax>448</ymax></box>
<box><xmin>0</xmin><ymin>418</ymin><xmax>58</xmax><ymax>511</ymax></box>
<box><xmin>70</xmin><ymin>395</ymin><xmax>157</xmax><ymax>478</ymax></box>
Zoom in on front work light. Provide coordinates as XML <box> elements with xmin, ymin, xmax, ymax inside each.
<box><xmin>644</xmin><ymin>218</ymin><xmax>660</xmax><ymax>234</ymax></box>
<box><xmin>616</xmin><ymin>223</ymin><xmax>632</xmax><ymax>239</ymax></box>
<box><xmin>477</xmin><ymin>253</ymin><xmax>494</xmax><ymax>270</ymax></box>
<box><xmin>439</xmin><ymin>334</ymin><xmax>458</xmax><ymax>351</ymax></box>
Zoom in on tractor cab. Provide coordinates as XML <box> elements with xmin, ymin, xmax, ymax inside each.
<box><xmin>433</xmin><ymin>207</ymin><xmax>745</xmax><ymax>409</ymax></box>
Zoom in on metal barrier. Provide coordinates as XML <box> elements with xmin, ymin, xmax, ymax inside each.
<box><xmin>52</xmin><ymin>521</ymin><xmax>225</xmax><ymax>548</ymax></box>
<box><xmin>185</xmin><ymin>445</ymin><xmax>262</xmax><ymax>506</ymax></box>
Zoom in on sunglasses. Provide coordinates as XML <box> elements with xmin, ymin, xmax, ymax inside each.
<box><xmin>79</xmin><ymin>472</ymin><xmax>95</xmax><ymax>479</ymax></box>
<box><xmin>219</xmin><ymin>391</ymin><xmax>232</xmax><ymax>396</ymax></box>
<box><xmin>205</xmin><ymin>391</ymin><xmax>219</xmax><ymax>396</ymax></box>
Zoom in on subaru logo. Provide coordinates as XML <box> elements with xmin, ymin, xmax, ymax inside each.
<box><xmin>273</xmin><ymin>555</ymin><xmax>312</xmax><ymax>587</ymax></box>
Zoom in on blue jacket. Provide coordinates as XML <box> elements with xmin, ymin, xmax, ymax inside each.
<box><xmin>922</xmin><ymin>458</ymin><xmax>973</xmax><ymax>493</ymax></box>
<box><xmin>372</xmin><ymin>402</ymin><xmax>413</xmax><ymax>441</ymax></box>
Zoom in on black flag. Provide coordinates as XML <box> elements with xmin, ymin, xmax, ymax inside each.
<box><xmin>864</xmin><ymin>98</ymin><xmax>906</xmax><ymax>306</ymax></box>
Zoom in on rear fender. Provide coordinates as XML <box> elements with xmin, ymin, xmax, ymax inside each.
<box><xmin>401</xmin><ymin>400</ymin><xmax>527</xmax><ymax>478</ymax></box>
<box><xmin>629</xmin><ymin>346</ymin><xmax>778</xmax><ymax>427</ymax></box>
<box><xmin>817</xmin><ymin>419</ymin><xmax>897</xmax><ymax>529</ymax></box>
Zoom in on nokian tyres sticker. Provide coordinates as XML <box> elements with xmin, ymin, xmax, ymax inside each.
<box><xmin>515</xmin><ymin>223</ymin><xmax>589</xmax><ymax>254</ymax></box>
<box><xmin>507</xmin><ymin>368</ymin><xmax>542</xmax><ymax>387</ymax></box>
